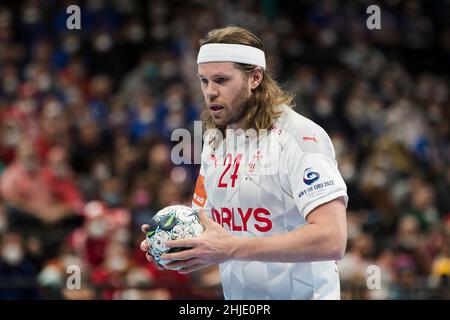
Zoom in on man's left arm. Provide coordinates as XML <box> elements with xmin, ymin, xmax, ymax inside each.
<box><xmin>231</xmin><ymin>196</ymin><xmax>347</xmax><ymax>262</ymax></box>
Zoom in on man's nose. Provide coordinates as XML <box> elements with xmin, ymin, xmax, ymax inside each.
<box><xmin>205</xmin><ymin>83</ymin><xmax>219</xmax><ymax>100</ymax></box>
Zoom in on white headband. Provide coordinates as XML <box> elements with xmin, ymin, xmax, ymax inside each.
<box><xmin>197</xmin><ymin>43</ymin><xmax>266</xmax><ymax>70</ymax></box>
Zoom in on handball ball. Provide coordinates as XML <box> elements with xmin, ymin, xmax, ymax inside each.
<box><xmin>146</xmin><ymin>205</ymin><xmax>204</xmax><ymax>267</ymax></box>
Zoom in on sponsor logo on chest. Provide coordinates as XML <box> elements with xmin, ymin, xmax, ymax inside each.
<box><xmin>211</xmin><ymin>207</ymin><xmax>272</xmax><ymax>233</ymax></box>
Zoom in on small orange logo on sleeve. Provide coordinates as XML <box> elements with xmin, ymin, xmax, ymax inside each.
<box><xmin>192</xmin><ymin>175</ymin><xmax>207</xmax><ymax>207</ymax></box>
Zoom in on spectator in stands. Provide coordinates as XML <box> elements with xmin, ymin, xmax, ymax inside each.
<box><xmin>0</xmin><ymin>138</ymin><xmax>74</xmax><ymax>226</ymax></box>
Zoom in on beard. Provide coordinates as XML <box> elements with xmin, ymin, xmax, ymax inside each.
<box><xmin>208</xmin><ymin>86</ymin><xmax>251</xmax><ymax>130</ymax></box>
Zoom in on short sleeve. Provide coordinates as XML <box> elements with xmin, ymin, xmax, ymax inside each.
<box><xmin>282</xmin><ymin>131</ymin><xmax>348</xmax><ymax>219</ymax></box>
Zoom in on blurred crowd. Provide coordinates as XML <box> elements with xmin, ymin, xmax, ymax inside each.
<box><xmin>0</xmin><ymin>0</ymin><xmax>449</xmax><ymax>299</ymax></box>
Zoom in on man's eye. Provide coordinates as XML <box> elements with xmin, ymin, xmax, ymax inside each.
<box><xmin>215</xmin><ymin>78</ymin><xmax>228</xmax><ymax>84</ymax></box>
<box><xmin>200</xmin><ymin>79</ymin><xmax>208</xmax><ymax>84</ymax></box>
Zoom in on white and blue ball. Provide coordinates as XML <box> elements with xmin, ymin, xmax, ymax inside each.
<box><xmin>146</xmin><ymin>205</ymin><xmax>204</xmax><ymax>266</ymax></box>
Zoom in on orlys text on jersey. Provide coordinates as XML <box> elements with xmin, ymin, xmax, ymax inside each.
<box><xmin>211</xmin><ymin>207</ymin><xmax>272</xmax><ymax>232</ymax></box>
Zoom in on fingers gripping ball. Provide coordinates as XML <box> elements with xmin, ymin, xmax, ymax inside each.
<box><xmin>146</xmin><ymin>205</ymin><xmax>205</xmax><ymax>267</ymax></box>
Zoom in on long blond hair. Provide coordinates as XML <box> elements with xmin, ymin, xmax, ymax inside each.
<box><xmin>199</xmin><ymin>26</ymin><xmax>294</xmax><ymax>136</ymax></box>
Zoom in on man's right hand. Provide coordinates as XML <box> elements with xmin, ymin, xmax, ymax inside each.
<box><xmin>140</xmin><ymin>224</ymin><xmax>164</xmax><ymax>270</ymax></box>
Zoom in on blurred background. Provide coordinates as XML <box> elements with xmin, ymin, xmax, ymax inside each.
<box><xmin>0</xmin><ymin>0</ymin><xmax>449</xmax><ymax>300</ymax></box>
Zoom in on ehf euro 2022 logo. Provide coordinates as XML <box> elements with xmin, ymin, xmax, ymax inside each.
<box><xmin>303</xmin><ymin>168</ymin><xmax>320</xmax><ymax>185</ymax></box>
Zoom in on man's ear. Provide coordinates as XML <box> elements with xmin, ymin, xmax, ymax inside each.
<box><xmin>250</xmin><ymin>67</ymin><xmax>264</xmax><ymax>90</ymax></box>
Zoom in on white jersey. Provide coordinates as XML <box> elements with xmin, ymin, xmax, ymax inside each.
<box><xmin>192</xmin><ymin>105</ymin><xmax>348</xmax><ymax>300</ymax></box>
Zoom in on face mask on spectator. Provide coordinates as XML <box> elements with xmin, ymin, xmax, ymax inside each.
<box><xmin>17</xmin><ymin>98</ymin><xmax>37</xmax><ymax>115</ymax></box>
<box><xmin>102</xmin><ymin>193</ymin><xmax>121</xmax><ymax>207</ymax></box>
<box><xmin>347</xmin><ymin>218</ymin><xmax>361</xmax><ymax>240</ymax></box>
<box><xmin>166</xmin><ymin>94</ymin><xmax>183</xmax><ymax>112</ymax></box>
<box><xmin>93</xmin><ymin>33</ymin><xmax>113</xmax><ymax>52</ymax></box>
<box><xmin>341</xmin><ymin>160</ymin><xmax>356</xmax><ymax>183</ymax></box>
<box><xmin>106</xmin><ymin>255</ymin><xmax>128</xmax><ymax>273</ymax></box>
<box><xmin>332</xmin><ymin>137</ymin><xmax>346</xmax><ymax>158</ymax></box>
<box><xmin>62</xmin><ymin>35</ymin><xmax>80</xmax><ymax>54</ymax></box>
<box><xmin>111</xmin><ymin>228</ymin><xmax>131</xmax><ymax>245</ymax></box>
<box><xmin>93</xmin><ymin>162</ymin><xmax>110</xmax><ymax>180</ymax></box>
<box><xmin>21</xmin><ymin>5</ymin><xmax>42</xmax><ymax>24</ymax></box>
<box><xmin>86</xmin><ymin>219</ymin><xmax>108</xmax><ymax>238</ymax></box>
<box><xmin>1</xmin><ymin>243</ymin><xmax>24</xmax><ymax>265</ymax></box>
<box><xmin>316</xmin><ymin>97</ymin><xmax>333</xmax><ymax>116</ymax></box>
<box><xmin>138</xmin><ymin>107</ymin><xmax>155</xmax><ymax>123</ymax></box>
<box><xmin>37</xmin><ymin>73</ymin><xmax>52</xmax><ymax>92</ymax></box>
<box><xmin>165</xmin><ymin>112</ymin><xmax>184</xmax><ymax>130</ymax></box>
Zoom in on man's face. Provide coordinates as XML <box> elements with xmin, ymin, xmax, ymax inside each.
<box><xmin>198</xmin><ymin>62</ymin><xmax>251</xmax><ymax>129</ymax></box>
